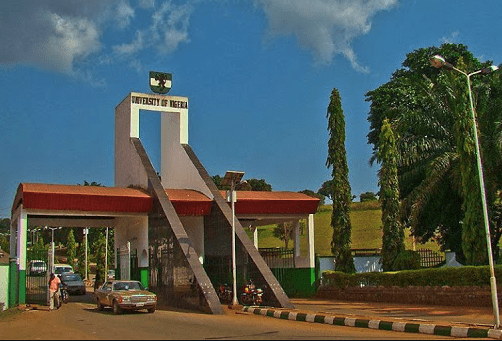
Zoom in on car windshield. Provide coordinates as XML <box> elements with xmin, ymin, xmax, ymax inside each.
<box><xmin>62</xmin><ymin>274</ymin><xmax>82</xmax><ymax>282</ymax></box>
<box><xmin>113</xmin><ymin>281</ymin><xmax>144</xmax><ymax>291</ymax></box>
<box><xmin>32</xmin><ymin>262</ymin><xmax>45</xmax><ymax>267</ymax></box>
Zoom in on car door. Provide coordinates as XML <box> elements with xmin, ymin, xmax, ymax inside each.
<box><xmin>97</xmin><ymin>281</ymin><xmax>112</xmax><ymax>306</ymax></box>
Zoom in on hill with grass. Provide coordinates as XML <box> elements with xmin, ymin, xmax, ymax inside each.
<box><xmin>252</xmin><ymin>201</ymin><xmax>441</xmax><ymax>257</ymax></box>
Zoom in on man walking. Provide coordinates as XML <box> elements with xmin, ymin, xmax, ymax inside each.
<box><xmin>48</xmin><ymin>273</ymin><xmax>61</xmax><ymax>310</ymax></box>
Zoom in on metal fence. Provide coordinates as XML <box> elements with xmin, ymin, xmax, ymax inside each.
<box><xmin>417</xmin><ymin>248</ymin><xmax>444</xmax><ymax>268</ymax></box>
<box><xmin>259</xmin><ymin>248</ymin><xmax>295</xmax><ymax>269</ymax></box>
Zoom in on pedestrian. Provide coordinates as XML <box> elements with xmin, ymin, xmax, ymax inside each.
<box><xmin>48</xmin><ymin>273</ymin><xmax>61</xmax><ymax>310</ymax></box>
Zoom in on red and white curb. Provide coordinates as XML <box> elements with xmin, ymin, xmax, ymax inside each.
<box><xmin>242</xmin><ymin>306</ymin><xmax>502</xmax><ymax>339</ymax></box>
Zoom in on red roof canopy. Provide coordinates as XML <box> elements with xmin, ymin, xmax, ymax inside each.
<box><xmin>12</xmin><ymin>183</ymin><xmax>319</xmax><ymax>217</ymax></box>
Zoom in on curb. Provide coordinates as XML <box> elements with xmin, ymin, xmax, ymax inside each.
<box><xmin>242</xmin><ymin>306</ymin><xmax>502</xmax><ymax>339</ymax></box>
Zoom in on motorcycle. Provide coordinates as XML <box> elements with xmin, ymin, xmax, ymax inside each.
<box><xmin>239</xmin><ymin>280</ymin><xmax>263</xmax><ymax>306</ymax></box>
<box><xmin>59</xmin><ymin>283</ymin><xmax>69</xmax><ymax>305</ymax></box>
<box><xmin>217</xmin><ymin>283</ymin><xmax>233</xmax><ymax>304</ymax></box>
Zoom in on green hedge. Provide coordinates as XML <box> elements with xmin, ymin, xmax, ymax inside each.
<box><xmin>322</xmin><ymin>265</ymin><xmax>502</xmax><ymax>288</ymax></box>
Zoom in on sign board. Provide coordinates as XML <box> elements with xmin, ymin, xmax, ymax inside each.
<box><xmin>149</xmin><ymin>71</ymin><xmax>172</xmax><ymax>94</ymax></box>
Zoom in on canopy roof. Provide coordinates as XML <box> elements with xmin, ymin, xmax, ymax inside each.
<box><xmin>13</xmin><ymin>183</ymin><xmax>319</xmax><ymax>217</ymax></box>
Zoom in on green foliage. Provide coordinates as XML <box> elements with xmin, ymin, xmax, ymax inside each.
<box><xmin>93</xmin><ymin>232</ymin><xmax>107</xmax><ymax>287</ymax></box>
<box><xmin>0</xmin><ymin>218</ymin><xmax>10</xmax><ymax>233</ymax></box>
<box><xmin>377</xmin><ymin>119</ymin><xmax>404</xmax><ymax>271</ymax></box>
<box><xmin>272</xmin><ymin>220</ymin><xmax>305</xmax><ymax>248</ymax></box>
<box><xmin>66</xmin><ymin>229</ymin><xmax>77</xmax><ymax>269</ymax></box>
<box><xmin>273</xmin><ymin>222</ymin><xmax>294</xmax><ymax>249</ymax></box>
<box><xmin>211</xmin><ymin>175</ymin><xmax>272</xmax><ymax>191</ymax></box>
<box><xmin>392</xmin><ymin>250</ymin><xmax>421</xmax><ymax>271</ymax></box>
<box><xmin>326</xmin><ymin>88</ymin><xmax>355</xmax><ymax>273</ymax></box>
<box><xmin>322</xmin><ymin>265</ymin><xmax>501</xmax><ymax>288</ymax></box>
<box><xmin>31</xmin><ymin>236</ymin><xmax>48</xmax><ymax>253</ymax></box>
<box><xmin>365</xmin><ymin>42</ymin><xmax>502</xmax><ymax>265</ymax></box>
<box><xmin>244</xmin><ymin>178</ymin><xmax>272</xmax><ymax>191</ymax></box>
<box><xmin>318</xmin><ymin>180</ymin><xmax>335</xmax><ymax>201</ymax></box>
<box><xmin>359</xmin><ymin>192</ymin><xmax>378</xmax><ymax>202</ymax></box>
<box><xmin>0</xmin><ymin>236</ymin><xmax>8</xmax><ymax>254</ymax></box>
<box><xmin>298</xmin><ymin>189</ymin><xmax>325</xmax><ymax>206</ymax></box>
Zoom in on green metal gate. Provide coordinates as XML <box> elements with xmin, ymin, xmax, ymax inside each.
<box><xmin>259</xmin><ymin>247</ymin><xmax>294</xmax><ymax>286</ymax></box>
<box><xmin>26</xmin><ymin>249</ymin><xmax>49</xmax><ymax>305</ymax></box>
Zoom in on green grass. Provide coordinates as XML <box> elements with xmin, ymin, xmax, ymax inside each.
<box><xmin>251</xmin><ymin>203</ymin><xmax>441</xmax><ymax>257</ymax></box>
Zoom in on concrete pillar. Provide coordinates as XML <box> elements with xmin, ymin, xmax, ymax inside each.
<box><xmin>293</xmin><ymin>220</ymin><xmax>300</xmax><ymax>258</ymax></box>
<box><xmin>307</xmin><ymin>214</ymin><xmax>315</xmax><ymax>268</ymax></box>
<box><xmin>15</xmin><ymin>207</ymin><xmax>27</xmax><ymax>304</ymax></box>
<box><xmin>253</xmin><ymin>227</ymin><xmax>259</xmax><ymax>249</ymax></box>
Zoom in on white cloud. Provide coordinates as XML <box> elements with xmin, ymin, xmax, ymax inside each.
<box><xmin>253</xmin><ymin>0</ymin><xmax>398</xmax><ymax>72</ymax></box>
<box><xmin>0</xmin><ymin>0</ymin><xmax>106</xmax><ymax>73</ymax></box>
<box><xmin>138</xmin><ymin>0</ymin><xmax>156</xmax><ymax>9</ymax></box>
<box><xmin>115</xmin><ymin>1</ymin><xmax>136</xmax><ymax>29</ymax></box>
<box><xmin>0</xmin><ymin>0</ymin><xmax>398</xmax><ymax>76</ymax></box>
<box><xmin>441</xmin><ymin>31</ymin><xmax>460</xmax><ymax>44</ymax></box>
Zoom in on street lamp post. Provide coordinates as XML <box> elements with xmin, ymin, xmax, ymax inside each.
<box><xmin>45</xmin><ymin>226</ymin><xmax>61</xmax><ymax>274</ymax></box>
<box><xmin>221</xmin><ymin>170</ymin><xmax>245</xmax><ymax>307</ymax></box>
<box><xmin>430</xmin><ymin>55</ymin><xmax>500</xmax><ymax>328</ymax></box>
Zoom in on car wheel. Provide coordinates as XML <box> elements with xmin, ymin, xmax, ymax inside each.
<box><xmin>97</xmin><ymin>298</ymin><xmax>104</xmax><ymax>311</ymax></box>
<box><xmin>147</xmin><ymin>307</ymin><xmax>156</xmax><ymax>314</ymax></box>
<box><xmin>113</xmin><ymin>300</ymin><xmax>122</xmax><ymax>315</ymax></box>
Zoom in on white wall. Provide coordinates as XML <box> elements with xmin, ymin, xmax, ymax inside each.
<box><xmin>114</xmin><ymin>216</ymin><xmax>149</xmax><ymax>268</ymax></box>
<box><xmin>0</xmin><ymin>264</ymin><xmax>8</xmax><ymax>310</ymax></box>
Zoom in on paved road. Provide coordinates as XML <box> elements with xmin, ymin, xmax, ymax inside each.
<box><xmin>0</xmin><ymin>293</ymin><xmax>455</xmax><ymax>340</ymax></box>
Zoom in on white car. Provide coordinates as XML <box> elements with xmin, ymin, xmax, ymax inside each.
<box><xmin>28</xmin><ymin>260</ymin><xmax>47</xmax><ymax>276</ymax></box>
<box><xmin>54</xmin><ymin>264</ymin><xmax>73</xmax><ymax>276</ymax></box>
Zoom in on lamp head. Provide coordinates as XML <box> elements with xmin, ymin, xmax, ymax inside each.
<box><xmin>481</xmin><ymin>65</ymin><xmax>499</xmax><ymax>74</ymax></box>
<box><xmin>430</xmin><ymin>54</ymin><xmax>454</xmax><ymax>70</ymax></box>
<box><xmin>430</xmin><ymin>55</ymin><xmax>446</xmax><ymax>68</ymax></box>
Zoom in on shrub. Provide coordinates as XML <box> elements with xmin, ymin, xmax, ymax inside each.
<box><xmin>321</xmin><ymin>264</ymin><xmax>501</xmax><ymax>288</ymax></box>
<box><xmin>392</xmin><ymin>250</ymin><xmax>421</xmax><ymax>271</ymax></box>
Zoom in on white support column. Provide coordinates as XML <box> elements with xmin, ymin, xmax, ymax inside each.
<box><xmin>253</xmin><ymin>227</ymin><xmax>259</xmax><ymax>249</ymax></box>
<box><xmin>307</xmin><ymin>214</ymin><xmax>315</xmax><ymax>268</ymax></box>
<box><xmin>293</xmin><ymin>220</ymin><xmax>301</xmax><ymax>258</ymax></box>
<box><xmin>17</xmin><ymin>207</ymin><xmax>28</xmax><ymax>271</ymax></box>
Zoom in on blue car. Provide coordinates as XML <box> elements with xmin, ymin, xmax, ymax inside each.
<box><xmin>60</xmin><ymin>273</ymin><xmax>86</xmax><ymax>295</ymax></box>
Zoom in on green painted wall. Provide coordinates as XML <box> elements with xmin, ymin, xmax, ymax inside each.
<box><xmin>140</xmin><ymin>268</ymin><xmax>149</xmax><ymax>289</ymax></box>
<box><xmin>18</xmin><ymin>270</ymin><xmax>26</xmax><ymax>304</ymax></box>
<box><xmin>271</xmin><ymin>267</ymin><xmax>316</xmax><ymax>297</ymax></box>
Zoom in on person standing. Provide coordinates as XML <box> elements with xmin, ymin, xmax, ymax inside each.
<box><xmin>48</xmin><ymin>273</ymin><xmax>61</xmax><ymax>310</ymax></box>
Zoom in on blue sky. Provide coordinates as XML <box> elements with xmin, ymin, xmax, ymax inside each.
<box><xmin>1</xmin><ymin>0</ymin><xmax>501</xmax><ymax>217</ymax></box>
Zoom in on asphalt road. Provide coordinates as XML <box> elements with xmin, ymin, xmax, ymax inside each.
<box><xmin>0</xmin><ymin>293</ymin><xmax>456</xmax><ymax>340</ymax></box>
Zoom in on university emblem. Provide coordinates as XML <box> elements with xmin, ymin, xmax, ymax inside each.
<box><xmin>149</xmin><ymin>71</ymin><xmax>172</xmax><ymax>94</ymax></box>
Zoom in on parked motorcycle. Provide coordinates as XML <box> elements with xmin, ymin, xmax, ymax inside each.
<box><xmin>239</xmin><ymin>280</ymin><xmax>263</xmax><ymax>306</ymax></box>
<box><xmin>217</xmin><ymin>283</ymin><xmax>233</xmax><ymax>304</ymax></box>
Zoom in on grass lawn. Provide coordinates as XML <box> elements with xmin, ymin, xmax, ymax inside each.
<box><xmin>250</xmin><ymin>203</ymin><xmax>441</xmax><ymax>257</ymax></box>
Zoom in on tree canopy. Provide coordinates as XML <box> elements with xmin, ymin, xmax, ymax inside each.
<box><xmin>366</xmin><ymin>43</ymin><xmax>502</xmax><ymax>265</ymax></box>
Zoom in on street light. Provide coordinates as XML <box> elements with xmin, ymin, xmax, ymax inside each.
<box><xmin>44</xmin><ymin>226</ymin><xmax>62</xmax><ymax>273</ymax></box>
<box><xmin>430</xmin><ymin>55</ymin><xmax>500</xmax><ymax>328</ymax></box>
<box><xmin>221</xmin><ymin>170</ymin><xmax>245</xmax><ymax>307</ymax></box>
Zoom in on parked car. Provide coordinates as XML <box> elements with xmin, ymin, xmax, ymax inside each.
<box><xmin>60</xmin><ymin>273</ymin><xmax>86</xmax><ymax>295</ymax></box>
<box><xmin>95</xmin><ymin>280</ymin><xmax>157</xmax><ymax>314</ymax></box>
<box><xmin>54</xmin><ymin>264</ymin><xmax>73</xmax><ymax>276</ymax></box>
<box><xmin>28</xmin><ymin>260</ymin><xmax>47</xmax><ymax>276</ymax></box>
<box><xmin>108</xmin><ymin>269</ymin><xmax>115</xmax><ymax>279</ymax></box>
